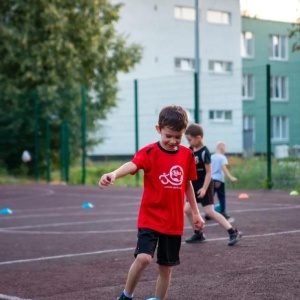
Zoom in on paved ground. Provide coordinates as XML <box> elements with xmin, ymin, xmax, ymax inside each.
<box><xmin>0</xmin><ymin>184</ymin><xmax>299</xmax><ymax>300</ymax></box>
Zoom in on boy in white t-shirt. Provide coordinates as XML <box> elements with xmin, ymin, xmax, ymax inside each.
<box><xmin>211</xmin><ymin>141</ymin><xmax>237</xmax><ymax>219</ymax></box>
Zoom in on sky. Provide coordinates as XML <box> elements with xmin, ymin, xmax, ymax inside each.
<box><xmin>240</xmin><ymin>0</ymin><xmax>300</xmax><ymax>23</ymax></box>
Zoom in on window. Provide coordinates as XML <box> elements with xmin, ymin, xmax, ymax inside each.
<box><xmin>242</xmin><ymin>74</ymin><xmax>254</xmax><ymax>99</ymax></box>
<box><xmin>207</xmin><ymin>10</ymin><xmax>230</xmax><ymax>24</ymax></box>
<box><xmin>241</xmin><ymin>31</ymin><xmax>254</xmax><ymax>58</ymax></box>
<box><xmin>209</xmin><ymin>110</ymin><xmax>232</xmax><ymax>122</ymax></box>
<box><xmin>271</xmin><ymin>116</ymin><xmax>288</xmax><ymax>141</ymax></box>
<box><xmin>271</xmin><ymin>76</ymin><xmax>288</xmax><ymax>100</ymax></box>
<box><xmin>243</xmin><ymin>116</ymin><xmax>255</xmax><ymax>130</ymax></box>
<box><xmin>269</xmin><ymin>35</ymin><xmax>288</xmax><ymax>60</ymax></box>
<box><xmin>174</xmin><ymin>6</ymin><xmax>195</xmax><ymax>21</ymax></box>
<box><xmin>209</xmin><ymin>60</ymin><xmax>232</xmax><ymax>73</ymax></box>
<box><xmin>175</xmin><ymin>57</ymin><xmax>195</xmax><ymax>71</ymax></box>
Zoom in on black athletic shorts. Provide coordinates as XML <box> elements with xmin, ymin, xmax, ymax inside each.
<box><xmin>192</xmin><ymin>179</ymin><xmax>214</xmax><ymax>206</ymax></box>
<box><xmin>134</xmin><ymin>228</ymin><xmax>181</xmax><ymax>266</ymax></box>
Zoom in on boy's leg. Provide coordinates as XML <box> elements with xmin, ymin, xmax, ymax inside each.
<box><xmin>215</xmin><ymin>181</ymin><xmax>226</xmax><ymax>214</ymax></box>
<box><xmin>204</xmin><ymin>205</ymin><xmax>242</xmax><ymax>245</ymax></box>
<box><xmin>184</xmin><ymin>201</ymin><xmax>193</xmax><ymax>228</ymax></box>
<box><xmin>204</xmin><ymin>205</ymin><xmax>231</xmax><ymax>230</ymax></box>
<box><xmin>155</xmin><ymin>233</ymin><xmax>181</xmax><ymax>299</ymax></box>
<box><xmin>124</xmin><ymin>253</ymin><xmax>152</xmax><ymax>295</ymax></box>
<box><xmin>184</xmin><ymin>202</ymin><xmax>206</xmax><ymax>243</ymax></box>
<box><xmin>155</xmin><ymin>265</ymin><xmax>173</xmax><ymax>300</ymax></box>
<box><xmin>119</xmin><ymin>229</ymin><xmax>157</xmax><ymax>299</ymax></box>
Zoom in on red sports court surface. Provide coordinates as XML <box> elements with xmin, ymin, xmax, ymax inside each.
<box><xmin>0</xmin><ymin>184</ymin><xmax>299</xmax><ymax>300</ymax></box>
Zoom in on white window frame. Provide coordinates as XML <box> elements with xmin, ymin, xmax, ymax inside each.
<box><xmin>209</xmin><ymin>60</ymin><xmax>232</xmax><ymax>74</ymax></box>
<box><xmin>269</xmin><ymin>35</ymin><xmax>288</xmax><ymax>60</ymax></box>
<box><xmin>174</xmin><ymin>57</ymin><xmax>195</xmax><ymax>72</ymax></box>
<box><xmin>209</xmin><ymin>110</ymin><xmax>232</xmax><ymax>123</ymax></box>
<box><xmin>242</xmin><ymin>74</ymin><xmax>255</xmax><ymax>99</ymax></box>
<box><xmin>174</xmin><ymin>6</ymin><xmax>195</xmax><ymax>21</ymax></box>
<box><xmin>241</xmin><ymin>31</ymin><xmax>254</xmax><ymax>58</ymax></box>
<box><xmin>243</xmin><ymin>115</ymin><xmax>255</xmax><ymax>142</ymax></box>
<box><xmin>271</xmin><ymin>76</ymin><xmax>288</xmax><ymax>101</ymax></box>
<box><xmin>207</xmin><ymin>10</ymin><xmax>230</xmax><ymax>25</ymax></box>
<box><xmin>271</xmin><ymin>116</ymin><xmax>289</xmax><ymax>142</ymax></box>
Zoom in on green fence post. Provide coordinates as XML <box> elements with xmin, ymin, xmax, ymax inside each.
<box><xmin>65</xmin><ymin>121</ymin><xmax>69</xmax><ymax>184</ymax></box>
<box><xmin>60</xmin><ymin>121</ymin><xmax>65</xmax><ymax>182</ymax></box>
<box><xmin>134</xmin><ymin>79</ymin><xmax>139</xmax><ymax>186</ymax></box>
<box><xmin>266</xmin><ymin>64</ymin><xmax>273</xmax><ymax>189</ymax></box>
<box><xmin>33</xmin><ymin>89</ymin><xmax>39</xmax><ymax>181</ymax></box>
<box><xmin>46</xmin><ymin>120</ymin><xmax>51</xmax><ymax>183</ymax></box>
<box><xmin>81</xmin><ymin>85</ymin><xmax>86</xmax><ymax>185</ymax></box>
<box><xmin>194</xmin><ymin>72</ymin><xmax>199</xmax><ymax>123</ymax></box>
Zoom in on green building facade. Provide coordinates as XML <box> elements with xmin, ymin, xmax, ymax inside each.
<box><xmin>242</xmin><ymin>17</ymin><xmax>300</xmax><ymax>156</ymax></box>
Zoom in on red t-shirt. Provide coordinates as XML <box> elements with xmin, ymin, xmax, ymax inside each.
<box><xmin>132</xmin><ymin>142</ymin><xmax>197</xmax><ymax>235</ymax></box>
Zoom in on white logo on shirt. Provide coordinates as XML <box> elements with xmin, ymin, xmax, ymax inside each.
<box><xmin>159</xmin><ymin>165</ymin><xmax>183</xmax><ymax>185</ymax></box>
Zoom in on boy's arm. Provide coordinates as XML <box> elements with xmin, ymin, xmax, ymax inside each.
<box><xmin>99</xmin><ymin>162</ymin><xmax>137</xmax><ymax>189</ymax></box>
<box><xmin>222</xmin><ymin>165</ymin><xmax>237</xmax><ymax>182</ymax></box>
<box><xmin>197</xmin><ymin>163</ymin><xmax>212</xmax><ymax>198</ymax></box>
<box><xmin>186</xmin><ymin>181</ymin><xmax>205</xmax><ymax>230</ymax></box>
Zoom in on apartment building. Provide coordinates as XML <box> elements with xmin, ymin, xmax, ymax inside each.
<box><xmin>242</xmin><ymin>17</ymin><xmax>300</xmax><ymax>155</ymax></box>
<box><xmin>90</xmin><ymin>0</ymin><xmax>242</xmax><ymax>157</ymax></box>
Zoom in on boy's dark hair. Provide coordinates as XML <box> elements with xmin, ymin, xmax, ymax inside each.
<box><xmin>185</xmin><ymin>123</ymin><xmax>204</xmax><ymax>138</ymax></box>
<box><xmin>158</xmin><ymin>105</ymin><xmax>188</xmax><ymax>131</ymax></box>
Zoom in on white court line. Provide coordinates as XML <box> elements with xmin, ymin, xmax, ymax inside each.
<box><xmin>0</xmin><ymin>229</ymin><xmax>299</xmax><ymax>266</ymax></box>
<box><xmin>0</xmin><ymin>247</ymin><xmax>135</xmax><ymax>266</ymax></box>
<box><xmin>0</xmin><ymin>224</ymin><xmax>220</xmax><ymax>235</ymax></box>
<box><xmin>0</xmin><ymin>294</ymin><xmax>32</xmax><ymax>300</ymax></box>
<box><xmin>1</xmin><ymin>204</ymin><xmax>299</xmax><ymax>232</ymax></box>
<box><xmin>0</xmin><ymin>211</ymin><xmax>138</xmax><ymax>220</ymax></box>
<box><xmin>0</xmin><ymin>217</ymin><xmax>137</xmax><ymax>231</ymax></box>
<box><xmin>0</xmin><ymin>189</ymin><xmax>55</xmax><ymax>201</ymax></box>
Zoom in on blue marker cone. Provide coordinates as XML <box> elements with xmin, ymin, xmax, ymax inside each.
<box><xmin>82</xmin><ymin>202</ymin><xmax>94</xmax><ymax>209</ymax></box>
<box><xmin>214</xmin><ymin>203</ymin><xmax>221</xmax><ymax>213</ymax></box>
<box><xmin>145</xmin><ymin>298</ymin><xmax>160</xmax><ymax>300</ymax></box>
<box><xmin>1</xmin><ymin>207</ymin><xmax>13</xmax><ymax>215</ymax></box>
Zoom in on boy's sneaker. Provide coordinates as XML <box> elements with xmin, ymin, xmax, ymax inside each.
<box><xmin>185</xmin><ymin>231</ymin><xmax>206</xmax><ymax>243</ymax></box>
<box><xmin>228</xmin><ymin>229</ymin><xmax>242</xmax><ymax>246</ymax></box>
<box><xmin>221</xmin><ymin>212</ymin><xmax>231</xmax><ymax>220</ymax></box>
<box><xmin>117</xmin><ymin>293</ymin><xmax>132</xmax><ymax>300</ymax></box>
<box><xmin>204</xmin><ymin>214</ymin><xmax>211</xmax><ymax>220</ymax></box>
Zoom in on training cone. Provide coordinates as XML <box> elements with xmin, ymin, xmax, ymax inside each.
<box><xmin>82</xmin><ymin>202</ymin><xmax>94</xmax><ymax>209</ymax></box>
<box><xmin>290</xmin><ymin>190</ymin><xmax>299</xmax><ymax>196</ymax></box>
<box><xmin>214</xmin><ymin>203</ymin><xmax>221</xmax><ymax>212</ymax></box>
<box><xmin>145</xmin><ymin>298</ymin><xmax>161</xmax><ymax>300</ymax></box>
<box><xmin>238</xmin><ymin>193</ymin><xmax>249</xmax><ymax>199</ymax></box>
<box><xmin>0</xmin><ymin>207</ymin><xmax>13</xmax><ymax>215</ymax></box>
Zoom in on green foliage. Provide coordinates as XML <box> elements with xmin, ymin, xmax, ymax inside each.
<box><xmin>289</xmin><ymin>18</ymin><xmax>300</xmax><ymax>52</ymax></box>
<box><xmin>51</xmin><ymin>161</ymin><xmax>143</xmax><ymax>186</ymax></box>
<box><xmin>0</xmin><ymin>1</ymin><xmax>143</xmax><ymax>171</ymax></box>
<box><xmin>1</xmin><ymin>158</ymin><xmax>299</xmax><ymax>191</ymax></box>
<box><xmin>226</xmin><ymin>157</ymin><xmax>300</xmax><ymax>191</ymax></box>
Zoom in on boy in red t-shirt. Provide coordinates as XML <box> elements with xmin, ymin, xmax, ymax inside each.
<box><xmin>99</xmin><ymin>105</ymin><xmax>205</xmax><ymax>300</ymax></box>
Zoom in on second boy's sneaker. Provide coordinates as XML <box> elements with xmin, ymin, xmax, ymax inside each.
<box><xmin>204</xmin><ymin>214</ymin><xmax>211</xmax><ymax>221</ymax></box>
<box><xmin>221</xmin><ymin>212</ymin><xmax>231</xmax><ymax>220</ymax></box>
<box><xmin>117</xmin><ymin>293</ymin><xmax>132</xmax><ymax>300</ymax></box>
<box><xmin>228</xmin><ymin>229</ymin><xmax>242</xmax><ymax>246</ymax></box>
<box><xmin>185</xmin><ymin>231</ymin><xmax>206</xmax><ymax>243</ymax></box>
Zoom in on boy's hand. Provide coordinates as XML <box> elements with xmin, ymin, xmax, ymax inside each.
<box><xmin>98</xmin><ymin>172</ymin><xmax>116</xmax><ymax>189</ymax></box>
<box><xmin>193</xmin><ymin>213</ymin><xmax>205</xmax><ymax>231</ymax></box>
<box><xmin>230</xmin><ymin>176</ymin><xmax>237</xmax><ymax>182</ymax></box>
<box><xmin>197</xmin><ymin>187</ymin><xmax>206</xmax><ymax>198</ymax></box>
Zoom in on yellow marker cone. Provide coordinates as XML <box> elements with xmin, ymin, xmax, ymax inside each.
<box><xmin>290</xmin><ymin>191</ymin><xmax>299</xmax><ymax>196</ymax></box>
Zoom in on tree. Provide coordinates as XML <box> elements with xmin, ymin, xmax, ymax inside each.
<box><xmin>289</xmin><ymin>18</ymin><xmax>300</xmax><ymax>52</ymax></box>
<box><xmin>0</xmin><ymin>0</ymin><xmax>142</xmax><ymax>172</ymax></box>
